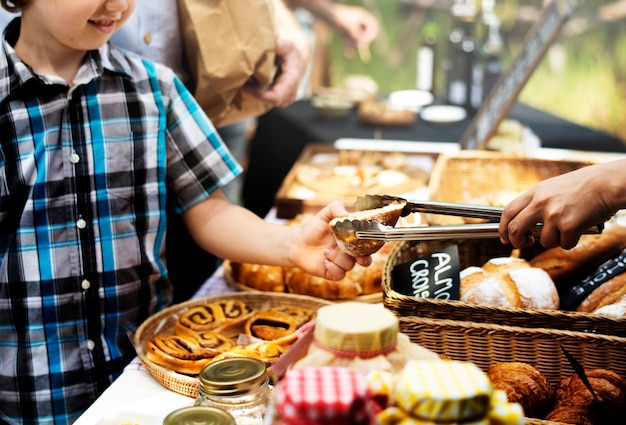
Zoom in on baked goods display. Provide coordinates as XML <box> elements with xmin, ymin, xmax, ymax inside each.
<box><xmin>144</xmin><ymin>298</ymin><xmax>314</xmax><ymax>375</ymax></box>
<box><xmin>460</xmin><ymin>257</ymin><xmax>560</xmax><ymax>309</ymax></box>
<box><xmin>229</xmin><ymin>241</ymin><xmax>395</xmax><ymax>300</ymax></box>
<box><xmin>293</xmin><ymin>150</ymin><xmax>429</xmax><ymax>200</ymax></box>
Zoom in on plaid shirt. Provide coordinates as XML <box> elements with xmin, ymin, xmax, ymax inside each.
<box><xmin>0</xmin><ymin>20</ymin><xmax>241</xmax><ymax>425</ymax></box>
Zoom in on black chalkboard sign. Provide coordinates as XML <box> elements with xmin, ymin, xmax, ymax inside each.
<box><xmin>459</xmin><ymin>0</ymin><xmax>572</xmax><ymax>150</ymax></box>
<box><xmin>391</xmin><ymin>245</ymin><xmax>461</xmax><ymax>300</ymax></box>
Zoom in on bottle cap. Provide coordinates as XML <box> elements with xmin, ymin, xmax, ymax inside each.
<box><xmin>163</xmin><ymin>406</ymin><xmax>236</xmax><ymax>425</ymax></box>
<box><xmin>198</xmin><ymin>357</ymin><xmax>268</xmax><ymax>396</ymax></box>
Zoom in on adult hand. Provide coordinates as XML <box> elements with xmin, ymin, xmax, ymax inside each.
<box><xmin>499</xmin><ymin>160</ymin><xmax>626</xmax><ymax>249</ymax></box>
<box><xmin>244</xmin><ymin>37</ymin><xmax>307</xmax><ymax>108</ymax></box>
<box><xmin>331</xmin><ymin>4</ymin><xmax>379</xmax><ymax>57</ymax></box>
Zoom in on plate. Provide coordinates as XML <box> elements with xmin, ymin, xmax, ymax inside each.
<box><xmin>388</xmin><ymin>90</ymin><xmax>434</xmax><ymax>112</ymax></box>
<box><xmin>420</xmin><ymin>104</ymin><xmax>468</xmax><ymax>123</ymax></box>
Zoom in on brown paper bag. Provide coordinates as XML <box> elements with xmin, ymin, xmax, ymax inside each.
<box><xmin>178</xmin><ymin>0</ymin><xmax>277</xmax><ymax>128</ymax></box>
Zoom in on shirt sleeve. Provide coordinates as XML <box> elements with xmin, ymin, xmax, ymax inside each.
<box><xmin>164</xmin><ymin>73</ymin><xmax>243</xmax><ymax>213</ymax></box>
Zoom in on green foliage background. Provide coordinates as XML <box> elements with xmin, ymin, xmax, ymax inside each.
<box><xmin>326</xmin><ymin>0</ymin><xmax>626</xmax><ymax>144</ymax></box>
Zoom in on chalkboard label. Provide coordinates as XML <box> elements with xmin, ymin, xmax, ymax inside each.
<box><xmin>459</xmin><ymin>0</ymin><xmax>572</xmax><ymax>150</ymax></box>
<box><xmin>391</xmin><ymin>245</ymin><xmax>461</xmax><ymax>300</ymax></box>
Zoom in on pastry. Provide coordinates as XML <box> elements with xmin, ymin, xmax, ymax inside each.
<box><xmin>175</xmin><ymin>300</ymin><xmax>255</xmax><ymax>338</ymax></box>
<box><xmin>243</xmin><ymin>307</ymin><xmax>312</xmax><ymax>343</ymax></box>
<box><xmin>330</xmin><ymin>201</ymin><xmax>406</xmax><ymax>257</ymax></box>
<box><xmin>529</xmin><ymin>224</ymin><xmax>626</xmax><ymax>285</ymax></box>
<box><xmin>546</xmin><ymin>368</ymin><xmax>626</xmax><ymax>424</ymax></box>
<box><xmin>145</xmin><ymin>334</ymin><xmax>218</xmax><ymax>375</ymax></box>
<box><xmin>211</xmin><ymin>341</ymin><xmax>289</xmax><ymax>365</ymax></box>
<box><xmin>486</xmin><ymin>362</ymin><xmax>553</xmax><ymax>418</ymax></box>
<box><xmin>460</xmin><ymin>257</ymin><xmax>560</xmax><ymax>309</ymax></box>
<box><xmin>230</xmin><ymin>262</ymin><xmax>285</xmax><ymax>293</ymax></box>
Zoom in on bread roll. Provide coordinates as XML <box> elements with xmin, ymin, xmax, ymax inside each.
<box><xmin>330</xmin><ymin>201</ymin><xmax>405</xmax><ymax>257</ymax></box>
<box><xmin>577</xmin><ymin>272</ymin><xmax>626</xmax><ymax>314</ymax></box>
<box><xmin>231</xmin><ymin>262</ymin><xmax>285</xmax><ymax>292</ymax></box>
<box><xmin>487</xmin><ymin>362</ymin><xmax>553</xmax><ymax>419</ymax></box>
<box><xmin>460</xmin><ymin>257</ymin><xmax>559</xmax><ymax>309</ymax></box>
<box><xmin>530</xmin><ymin>224</ymin><xmax>626</xmax><ymax>284</ymax></box>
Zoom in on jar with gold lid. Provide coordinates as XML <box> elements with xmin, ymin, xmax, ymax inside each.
<box><xmin>194</xmin><ymin>357</ymin><xmax>271</xmax><ymax>425</ymax></box>
<box><xmin>163</xmin><ymin>406</ymin><xmax>236</xmax><ymax>425</ymax></box>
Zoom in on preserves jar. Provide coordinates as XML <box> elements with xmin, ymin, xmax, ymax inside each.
<box><xmin>194</xmin><ymin>357</ymin><xmax>271</xmax><ymax>425</ymax></box>
<box><xmin>163</xmin><ymin>406</ymin><xmax>236</xmax><ymax>425</ymax></box>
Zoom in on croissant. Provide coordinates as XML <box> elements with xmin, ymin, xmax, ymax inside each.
<box><xmin>486</xmin><ymin>362</ymin><xmax>553</xmax><ymax>418</ymax></box>
<box><xmin>546</xmin><ymin>368</ymin><xmax>626</xmax><ymax>424</ymax></box>
<box><xmin>145</xmin><ymin>334</ymin><xmax>218</xmax><ymax>375</ymax></box>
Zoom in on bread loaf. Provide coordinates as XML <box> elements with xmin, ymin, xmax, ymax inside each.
<box><xmin>576</xmin><ymin>272</ymin><xmax>626</xmax><ymax>314</ymax></box>
<box><xmin>460</xmin><ymin>257</ymin><xmax>560</xmax><ymax>309</ymax></box>
<box><xmin>530</xmin><ymin>224</ymin><xmax>626</xmax><ymax>285</ymax></box>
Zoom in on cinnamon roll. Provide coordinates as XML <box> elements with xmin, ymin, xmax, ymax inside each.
<box><xmin>145</xmin><ymin>334</ymin><xmax>218</xmax><ymax>375</ymax></box>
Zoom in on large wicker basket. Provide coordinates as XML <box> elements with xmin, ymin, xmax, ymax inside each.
<box><xmin>383</xmin><ymin>238</ymin><xmax>626</xmax><ymax>336</ymax></box>
<box><xmin>133</xmin><ymin>292</ymin><xmax>332</xmax><ymax>399</ymax></box>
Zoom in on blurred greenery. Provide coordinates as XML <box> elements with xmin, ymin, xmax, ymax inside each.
<box><xmin>325</xmin><ymin>0</ymin><xmax>626</xmax><ymax>144</ymax></box>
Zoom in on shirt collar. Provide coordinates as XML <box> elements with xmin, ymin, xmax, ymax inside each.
<box><xmin>0</xmin><ymin>17</ymin><xmax>134</xmax><ymax>103</ymax></box>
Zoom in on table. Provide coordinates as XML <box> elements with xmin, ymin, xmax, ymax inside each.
<box><xmin>242</xmin><ymin>100</ymin><xmax>626</xmax><ymax>217</ymax></box>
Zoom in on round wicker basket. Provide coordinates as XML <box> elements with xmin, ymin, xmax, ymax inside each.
<box><xmin>133</xmin><ymin>292</ymin><xmax>332</xmax><ymax>399</ymax></box>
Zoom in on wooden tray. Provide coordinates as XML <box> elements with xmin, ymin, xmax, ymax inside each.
<box><xmin>133</xmin><ymin>292</ymin><xmax>332</xmax><ymax>399</ymax></box>
<box><xmin>274</xmin><ymin>143</ymin><xmax>441</xmax><ymax>218</ymax></box>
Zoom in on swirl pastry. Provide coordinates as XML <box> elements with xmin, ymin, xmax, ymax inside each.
<box><xmin>243</xmin><ymin>307</ymin><xmax>312</xmax><ymax>344</ymax></box>
<box><xmin>175</xmin><ymin>300</ymin><xmax>255</xmax><ymax>338</ymax></box>
<box><xmin>145</xmin><ymin>334</ymin><xmax>220</xmax><ymax>375</ymax></box>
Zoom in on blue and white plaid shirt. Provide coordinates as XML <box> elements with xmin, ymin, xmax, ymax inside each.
<box><xmin>0</xmin><ymin>20</ymin><xmax>241</xmax><ymax>425</ymax></box>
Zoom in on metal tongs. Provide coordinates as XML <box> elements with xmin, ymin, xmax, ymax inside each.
<box><xmin>351</xmin><ymin>194</ymin><xmax>604</xmax><ymax>241</ymax></box>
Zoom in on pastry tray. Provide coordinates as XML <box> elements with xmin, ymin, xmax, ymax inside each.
<box><xmin>274</xmin><ymin>140</ymin><xmax>460</xmax><ymax>218</ymax></box>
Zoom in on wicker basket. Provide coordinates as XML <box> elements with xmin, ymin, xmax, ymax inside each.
<box><xmin>383</xmin><ymin>238</ymin><xmax>626</xmax><ymax>336</ymax></box>
<box><xmin>133</xmin><ymin>292</ymin><xmax>332</xmax><ymax>399</ymax></box>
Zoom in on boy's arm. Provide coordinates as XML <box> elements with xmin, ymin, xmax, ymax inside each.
<box><xmin>180</xmin><ymin>191</ymin><xmax>370</xmax><ymax>281</ymax></box>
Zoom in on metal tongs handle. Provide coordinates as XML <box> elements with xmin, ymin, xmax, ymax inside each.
<box><xmin>353</xmin><ymin>195</ymin><xmax>605</xmax><ymax>241</ymax></box>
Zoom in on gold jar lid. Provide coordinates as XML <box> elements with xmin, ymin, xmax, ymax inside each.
<box><xmin>314</xmin><ymin>302</ymin><xmax>398</xmax><ymax>354</ymax></box>
<box><xmin>163</xmin><ymin>406</ymin><xmax>236</xmax><ymax>425</ymax></box>
<box><xmin>198</xmin><ymin>357</ymin><xmax>268</xmax><ymax>396</ymax></box>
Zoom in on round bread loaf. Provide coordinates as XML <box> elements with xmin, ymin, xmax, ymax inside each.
<box><xmin>460</xmin><ymin>257</ymin><xmax>559</xmax><ymax>309</ymax></box>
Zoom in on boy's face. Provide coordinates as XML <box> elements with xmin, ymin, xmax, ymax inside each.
<box><xmin>23</xmin><ymin>0</ymin><xmax>135</xmax><ymax>52</ymax></box>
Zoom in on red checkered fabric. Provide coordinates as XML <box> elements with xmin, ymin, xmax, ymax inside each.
<box><xmin>276</xmin><ymin>367</ymin><xmax>379</xmax><ymax>425</ymax></box>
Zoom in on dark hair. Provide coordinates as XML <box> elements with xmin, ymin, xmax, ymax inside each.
<box><xmin>1</xmin><ymin>0</ymin><xmax>27</xmax><ymax>12</ymax></box>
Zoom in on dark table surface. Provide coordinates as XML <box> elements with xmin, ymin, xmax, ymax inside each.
<box><xmin>242</xmin><ymin>100</ymin><xmax>626</xmax><ymax>217</ymax></box>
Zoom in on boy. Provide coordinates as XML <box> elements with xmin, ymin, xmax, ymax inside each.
<box><xmin>0</xmin><ymin>0</ymin><xmax>368</xmax><ymax>423</ymax></box>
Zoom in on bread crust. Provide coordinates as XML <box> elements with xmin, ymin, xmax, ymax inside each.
<box><xmin>530</xmin><ymin>224</ymin><xmax>626</xmax><ymax>284</ymax></box>
<box><xmin>577</xmin><ymin>272</ymin><xmax>626</xmax><ymax>313</ymax></box>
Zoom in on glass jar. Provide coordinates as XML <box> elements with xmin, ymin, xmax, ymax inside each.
<box><xmin>163</xmin><ymin>406</ymin><xmax>236</xmax><ymax>425</ymax></box>
<box><xmin>194</xmin><ymin>357</ymin><xmax>271</xmax><ymax>425</ymax></box>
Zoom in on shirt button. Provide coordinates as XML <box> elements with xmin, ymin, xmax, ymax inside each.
<box><xmin>143</xmin><ymin>32</ymin><xmax>152</xmax><ymax>44</ymax></box>
<box><xmin>87</xmin><ymin>340</ymin><xmax>96</xmax><ymax>350</ymax></box>
<box><xmin>70</xmin><ymin>152</ymin><xmax>80</xmax><ymax>164</ymax></box>
<box><xmin>81</xmin><ymin>279</ymin><xmax>91</xmax><ymax>290</ymax></box>
<box><xmin>77</xmin><ymin>218</ymin><xmax>87</xmax><ymax>229</ymax></box>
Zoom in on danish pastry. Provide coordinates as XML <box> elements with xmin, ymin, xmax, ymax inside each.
<box><xmin>145</xmin><ymin>334</ymin><xmax>220</xmax><ymax>375</ymax></box>
<box><xmin>211</xmin><ymin>341</ymin><xmax>289</xmax><ymax>365</ymax></box>
<box><xmin>175</xmin><ymin>300</ymin><xmax>255</xmax><ymax>338</ymax></box>
<box><xmin>243</xmin><ymin>307</ymin><xmax>312</xmax><ymax>344</ymax></box>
